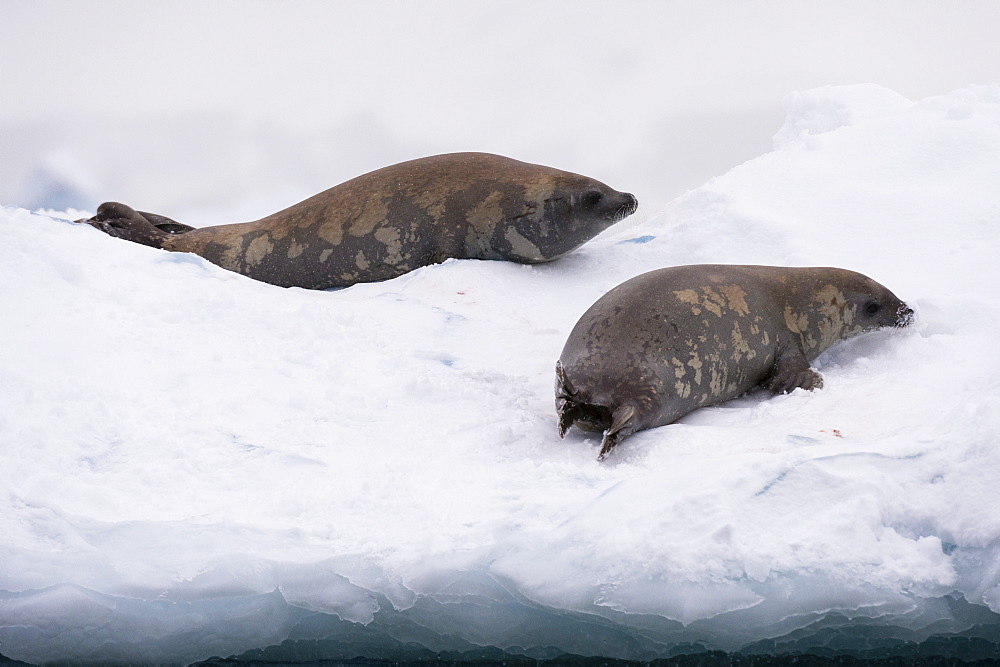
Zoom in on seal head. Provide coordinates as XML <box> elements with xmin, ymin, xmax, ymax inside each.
<box><xmin>556</xmin><ymin>265</ymin><xmax>913</xmax><ymax>459</ymax></box>
<box><xmin>77</xmin><ymin>152</ymin><xmax>638</xmax><ymax>289</ymax></box>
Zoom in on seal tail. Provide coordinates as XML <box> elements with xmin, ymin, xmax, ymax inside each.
<box><xmin>78</xmin><ymin>202</ymin><xmax>190</xmax><ymax>249</ymax></box>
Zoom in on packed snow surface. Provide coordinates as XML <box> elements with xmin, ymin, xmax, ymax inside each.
<box><xmin>2</xmin><ymin>85</ymin><xmax>1000</xmax><ymax>663</ymax></box>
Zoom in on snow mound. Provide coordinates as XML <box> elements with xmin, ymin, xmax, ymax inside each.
<box><xmin>2</xmin><ymin>85</ymin><xmax>1000</xmax><ymax>662</ymax></box>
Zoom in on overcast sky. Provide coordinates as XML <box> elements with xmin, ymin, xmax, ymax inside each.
<box><xmin>3</xmin><ymin>0</ymin><xmax>998</xmax><ymax>216</ymax></box>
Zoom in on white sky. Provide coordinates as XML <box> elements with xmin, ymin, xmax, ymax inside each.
<box><xmin>2</xmin><ymin>0</ymin><xmax>999</xmax><ymax>213</ymax></box>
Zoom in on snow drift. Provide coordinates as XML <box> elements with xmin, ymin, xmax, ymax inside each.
<box><xmin>2</xmin><ymin>84</ymin><xmax>1000</xmax><ymax>663</ymax></box>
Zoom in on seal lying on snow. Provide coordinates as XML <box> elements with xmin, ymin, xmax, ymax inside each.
<box><xmin>556</xmin><ymin>265</ymin><xmax>913</xmax><ymax>459</ymax></box>
<box><xmin>78</xmin><ymin>152</ymin><xmax>638</xmax><ymax>289</ymax></box>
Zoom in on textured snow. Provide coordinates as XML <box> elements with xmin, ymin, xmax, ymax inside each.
<box><xmin>2</xmin><ymin>85</ymin><xmax>1000</xmax><ymax>662</ymax></box>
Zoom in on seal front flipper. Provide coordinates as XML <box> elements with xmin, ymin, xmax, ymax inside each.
<box><xmin>555</xmin><ymin>361</ymin><xmax>591</xmax><ymax>438</ymax></box>
<box><xmin>763</xmin><ymin>343</ymin><xmax>824</xmax><ymax>394</ymax></box>
<box><xmin>598</xmin><ymin>405</ymin><xmax>639</xmax><ymax>460</ymax></box>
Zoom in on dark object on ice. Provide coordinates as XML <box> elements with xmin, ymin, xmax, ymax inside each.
<box><xmin>77</xmin><ymin>152</ymin><xmax>637</xmax><ymax>290</ymax></box>
<box><xmin>557</xmin><ymin>264</ymin><xmax>913</xmax><ymax>459</ymax></box>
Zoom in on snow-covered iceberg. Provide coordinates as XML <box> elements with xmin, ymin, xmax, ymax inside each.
<box><xmin>2</xmin><ymin>85</ymin><xmax>1000</xmax><ymax>663</ymax></box>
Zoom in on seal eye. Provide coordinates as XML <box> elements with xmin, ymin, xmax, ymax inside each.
<box><xmin>863</xmin><ymin>301</ymin><xmax>882</xmax><ymax>316</ymax></box>
<box><xmin>581</xmin><ymin>191</ymin><xmax>603</xmax><ymax>208</ymax></box>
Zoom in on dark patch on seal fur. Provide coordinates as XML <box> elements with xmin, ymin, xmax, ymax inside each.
<box><xmin>556</xmin><ymin>264</ymin><xmax>913</xmax><ymax>459</ymax></box>
<box><xmin>77</xmin><ymin>152</ymin><xmax>638</xmax><ymax>289</ymax></box>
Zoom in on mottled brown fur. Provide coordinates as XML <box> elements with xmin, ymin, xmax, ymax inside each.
<box><xmin>556</xmin><ymin>265</ymin><xmax>913</xmax><ymax>459</ymax></box>
<box><xmin>79</xmin><ymin>152</ymin><xmax>638</xmax><ymax>289</ymax></box>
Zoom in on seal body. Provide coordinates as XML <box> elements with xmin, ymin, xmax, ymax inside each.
<box><xmin>556</xmin><ymin>265</ymin><xmax>913</xmax><ymax>459</ymax></box>
<box><xmin>80</xmin><ymin>152</ymin><xmax>638</xmax><ymax>289</ymax></box>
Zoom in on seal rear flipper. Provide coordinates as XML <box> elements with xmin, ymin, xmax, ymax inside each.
<box><xmin>555</xmin><ymin>361</ymin><xmax>616</xmax><ymax>438</ymax></box>
<box><xmin>597</xmin><ymin>404</ymin><xmax>639</xmax><ymax>460</ymax></box>
<box><xmin>82</xmin><ymin>202</ymin><xmax>170</xmax><ymax>249</ymax></box>
<box><xmin>138</xmin><ymin>210</ymin><xmax>196</xmax><ymax>235</ymax></box>
<box><xmin>557</xmin><ymin>402</ymin><xmax>587</xmax><ymax>439</ymax></box>
<box><xmin>555</xmin><ymin>361</ymin><xmax>578</xmax><ymax>438</ymax></box>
